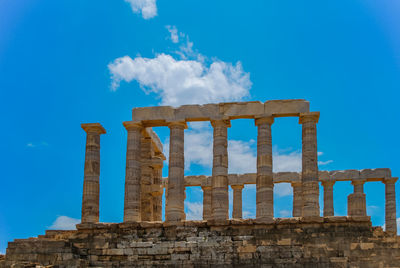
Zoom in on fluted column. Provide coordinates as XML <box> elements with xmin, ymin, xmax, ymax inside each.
<box><xmin>151</xmin><ymin>156</ymin><xmax>164</xmax><ymax>222</ymax></box>
<box><xmin>123</xmin><ymin>121</ymin><xmax>143</xmax><ymax>222</ymax></box>
<box><xmin>255</xmin><ymin>116</ymin><xmax>274</xmax><ymax>222</ymax></box>
<box><xmin>322</xmin><ymin>181</ymin><xmax>335</xmax><ymax>216</ymax></box>
<box><xmin>81</xmin><ymin>123</ymin><xmax>106</xmax><ymax>223</ymax></box>
<box><xmin>232</xmin><ymin>184</ymin><xmax>244</xmax><ymax>219</ymax></box>
<box><xmin>299</xmin><ymin>112</ymin><xmax>320</xmax><ymax>217</ymax></box>
<box><xmin>348</xmin><ymin>180</ymin><xmax>366</xmax><ymax>216</ymax></box>
<box><xmin>384</xmin><ymin>177</ymin><xmax>398</xmax><ymax>234</ymax></box>
<box><xmin>211</xmin><ymin>119</ymin><xmax>230</xmax><ymax>221</ymax></box>
<box><xmin>291</xmin><ymin>181</ymin><xmax>302</xmax><ymax>217</ymax></box>
<box><xmin>166</xmin><ymin>121</ymin><xmax>187</xmax><ymax>222</ymax></box>
<box><xmin>140</xmin><ymin>137</ymin><xmax>154</xmax><ymax>222</ymax></box>
<box><xmin>201</xmin><ymin>185</ymin><xmax>212</xmax><ymax>220</ymax></box>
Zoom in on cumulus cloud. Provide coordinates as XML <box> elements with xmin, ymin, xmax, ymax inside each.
<box><xmin>125</xmin><ymin>0</ymin><xmax>157</xmax><ymax>19</ymax></box>
<box><xmin>109</xmin><ymin>54</ymin><xmax>251</xmax><ymax>107</ymax></box>
<box><xmin>185</xmin><ymin>202</ymin><xmax>203</xmax><ymax>220</ymax></box>
<box><xmin>49</xmin><ymin>216</ymin><xmax>80</xmax><ymax>230</ymax></box>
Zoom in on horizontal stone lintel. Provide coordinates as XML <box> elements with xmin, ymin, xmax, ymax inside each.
<box><xmin>161</xmin><ymin>168</ymin><xmax>392</xmax><ymax>187</ymax></box>
<box><xmin>132</xmin><ymin>100</ymin><xmax>310</xmax><ymax>125</ymax></box>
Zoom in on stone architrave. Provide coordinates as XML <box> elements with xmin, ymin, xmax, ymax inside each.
<box><xmin>322</xmin><ymin>181</ymin><xmax>335</xmax><ymax>217</ymax></box>
<box><xmin>291</xmin><ymin>181</ymin><xmax>302</xmax><ymax>217</ymax></box>
<box><xmin>123</xmin><ymin>121</ymin><xmax>143</xmax><ymax>222</ymax></box>
<box><xmin>211</xmin><ymin>120</ymin><xmax>231</xmax><ymax>221</ymax></box>
<box><xmin>255</xmin><ymin>116</ymin><xmax>274</xmax><ymax>222</ymax></box>
<box><xmin>384</xmin><ymin>177</ymin><xmax>398</xmax><ymax>234</ymax></box>
<box><xmin>81</xmin><ymin>123</ymin><xmax>106</xmax><ymax>223</ymax></box>
<box><xmin>166</xmin><ymin>121</ymin><xmax>187</xmax><ymax>222</ymax></box>
<box><xmin>232</xmin><ymin>184</ymin><xmax>244</xmax><ymax>219</ymax></box>
<box><xmin>348</xmin><ymin>180</ymin><xmax>367</xmax><ymax>217</ymax></box>
<box><xmin>299</xmin><ymin>112</ymin><xmax>320</xmax><ymax>217</ymax></box>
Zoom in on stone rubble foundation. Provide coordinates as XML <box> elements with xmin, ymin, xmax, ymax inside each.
<box><xmin>1</xmin><ymin>217</ymin><xmax>400</xmax><ymax>268</ymax></box>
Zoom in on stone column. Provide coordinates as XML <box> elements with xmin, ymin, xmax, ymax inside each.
<box><xmin>81</xmin><ymin>123</ymin><xmax>106</xmax><ymax>223</ymax></box>
<box><xmin>151</xmin><ymin>156</ymin><xmax>164</xmax><ymax>222</ymax></box>
<box><xmin>348</xmin><ymin>180</ymin><xmax>366</xmax><ymax>217</ymax></box>
<box><xmin>291</xmin><ymin>181</ymin><xmax>302</xmax><ymax>217</ymax></box>
<box><xmin>384</xmin><ymin>177</ymin><xmax>398</xmax><ymax>234</ymax></box>
<box><xmin>140</xmin><ymin>137</ymin><xmax>154</xmax><ymax>222</ymax></box>
<box><xmin>255</xmin><ymin>116</ymin><xmax>274</xmax><ymax>222</ymax></box>
<box><xmin>201</xmin><ymin>185</ymin><xmax>212</xmax><ymax>220</ymax></box>
<box><xmin>123</xmin><ymin>121</ymin><xmax>143</xmax><ymax>222</ymax></box>
<box><xmin>211</xmin><ymin>120</ymin><xmax>230</xmax><ymax>221</ymax></box>
<box><xmin>166</xmin><ymin>121</ymin><xmax>187</xmax><ymax>222</ymax></box>
<box><xmin>299</xmin><ymin>112</ymin><xmax>320</xmax><ymax>217</ymax></box>
<box><xmin>232</xmin><ymin>184</ymin><xmax>244</xmax><ymax>219</ymax></box>
<box><xmin>322</xmin><ymin>181</ymin><xmax>335</xmax><ymax>217</ymax></box>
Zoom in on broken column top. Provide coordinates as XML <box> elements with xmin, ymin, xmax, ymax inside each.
<box><xmin>81</xmin><ymin>123</ymin><xmax>106</xmax><ymax>134</ymax></box>
<box><xmin>132</xmin><ymin>99</ymin><xmax>310</xmax><ymax>126</ymax></box>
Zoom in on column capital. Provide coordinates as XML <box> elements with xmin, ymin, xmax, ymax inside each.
<box><xmin>383</xmin><ymin>177</ymin><xmax>398</xmax><ymax>185</ymax></box>
<box><xmin>81</xmin><ymin>123</ymin><xmax>106</xmax><ymax>134</ymax></box>
<box><xmin>123</xmin><ymin>121</ymin><xmax>143</xmax><ymax>131</ymax></box>
<box><xmin>231</xmin><ymin>184</ymin><xmax>244</xmax><ymax>190</ymax></box>
<box><xmin>291</xmin><ymin>181</ymin><xmax>302</xmax><ymax>187</ymax></box>
<box><xmin>351</xmin><ymin>179</ymin><xmax>366</xmax><ymax>186</ymax></box>
<box><xmin>321</xmin><ymin>180</ymin><xmax>335</xmax><ymax>187</ymax></box>
<box><xmin>167</xmin><ymin>121</ymin><xmax>188</xmax><ymax>129</ymax></box>
<box><xmin>201</xmin><ymin>185</ymin><xmax>212</xmax><ymax>190</ymax></box>
<box><xmin>299</xmin><ymin>112</ymin><xmax>320</xmax><ymax>124</ymax></box>
<box><xmin>210</xmin><ymin>119</ymin><xmax>231</xmax><ymax>128</ymax></box>
<box><xmin>255</xmin><ymin>116</ymin><xmax>274</xmax><ymax>126</ymax></box>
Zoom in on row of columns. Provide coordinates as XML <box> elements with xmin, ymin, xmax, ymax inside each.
<box><xmin>80</xmin><ymin>114</ymin><xmax>397</xmax><ymax>234</ymax></box>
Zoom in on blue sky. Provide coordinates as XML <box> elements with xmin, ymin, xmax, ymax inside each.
<box><xmin>1</xmin><ymin>0</ymin><xmax>400</xmax><ymax>253</ymax></box>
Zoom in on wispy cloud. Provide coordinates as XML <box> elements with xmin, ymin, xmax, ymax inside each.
<box><xmin>243</xmin><ymin>210</ymin><xmax>255</xmax><ymax>219</ymax></box>
<box><xmin>125</xmin><ymin>0</ymin><xmax>157</xmax><ymax>19</ymax></box>
<box><xmin>26</xmin><ymin>141</ymin><xmax>48</xmax><ymax>148</ymax></box>
<box><xmin>49</xmin><ymin>216</ymin><xmax>80</xmax><ymax>230</ymax></box>
<box><xmin>166</xmin><ymin>25</ymin><xmax>179</xmax><ymax>43</ymax></box>
<box><xmin>185</xmin><ymin>202</ymin><xmax>203</xmax><ymax>220</ymax></box>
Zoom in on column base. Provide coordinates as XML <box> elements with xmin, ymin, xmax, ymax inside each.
<box><xmin>254</xmin><ymin>217</ymin><xmax>274</xmax><ymax>224</ymax></box>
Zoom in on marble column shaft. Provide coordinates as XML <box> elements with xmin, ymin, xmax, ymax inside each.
<box><xmin>202</xmin><ymin>186</ymin><xmax>212</xmax><ymax>220</ymax></box>
<box><xmin>140</xmin><ymin>137</ymin><xmax>154</xmax><ymax>222</ymax></box>
<box><xmin>322</xmin><ymin>181</ymin><xmax>335</xmax><ymax>217</ymax></box>
<box><xmin>123</xmin><ymin>122</ymin><xmax>143</xmax><ymax>222</ymax></box>
<box><xmin>81</xmin><ymin>123</ymin><xmax>106</xmax><ymax>223</ymax></box>
<box><xmin>152</xmin><ymin>158</ymin><xmax>163</xmax><ymax>222</ymax></box>
<box><xmin>348</xmin><ymin>180</ymin><xmax>366</xmax><ymax>217</ymax></box>
<box><xmin>211</xmin><ymin>120</ymin><xmax>230</xmax><ymax>221</ymax></box>
<box><xmin>384</xmin><ymin>178</ymin><xmax>398</xmax><ymax>234</ymax></box>
<box><xmin>255</xmin><ymin>116</ymin><xmax>274</xmax><ymax>221</ymax></box>
<box><xmin>232</xmin><ymin>185</ymin><xmax>244</xmax><ymax>219</ymax></box>
<box><xmin>299</xmin><ymin>112</ymin><xmax>320</xmax><ymax>217</ymax></box>
<box><xmin>166</xmin><ymin>122</ymin><xmax>186</xmax><ymax>222</ymax></box>
<box><xmin>291</xmin><ymin>182</ymin><xmax>302</xmax><ymax>217</ymax></box>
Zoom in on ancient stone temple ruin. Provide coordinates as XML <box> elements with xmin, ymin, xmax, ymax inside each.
<box><xmin>2</xmin><ymin>99</ymin><xmax>400</xmax><ymax>267</ymax></box>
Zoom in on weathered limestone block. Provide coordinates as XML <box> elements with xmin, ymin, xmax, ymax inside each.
<box><xmin>329</xmin><ymin>169</ymin><xmax>360</xmax><ymax>181</ymax></box>
<box><xmin>219</xmin><ymin>101</ymin><xmax>264</xmax><ymax>119</ymax></box>
<box><xmin>141</xmin><ymin>137</ymin><xmax>154</xmax><ymax>222</ymax></box>
<box><xmin>123</xmin><ymin>121</ymin><xmax>143</xmax><ymax>222</ymax></box>
<box><xmin>211</xmin><ymin>120</ymin><xmax>230</xmax><ymax>221</ymax></box>
<box><xmin>255</xmin><ymin>116</ymin><xmax>274</xmax><ymax>222</ymax></box>
<box><xmin>360</xmin><ymin>168</ymin><xmax>392</xmax><ymax>181</ymax></box>
<box><xmin>201</xmin><ymin>185</ymin><xmax>212</xmax><ymax>221</ymax></box>
<box><xmin>291</xmin><ymin>181</ymin><xmax>302</xmax><ymax>217</ymax></box>
<box><xmin>274</xmin><ymin>172</ymin><xmax>300</xmax><ymax>183</ymax></box>
<box><xmin>166</xmin><ymin>121</ymin><xmax>187</xmax><ymax>222</ymax></box>
<box><xmin>299</xmin><ymin>112</ymin><xmax>320</xmax><ymax>217</ymax></box>
<box><xmin>81</xmin><ymin>123</ymin><xmax>106</xmax><ymax>223</ymax></box>
<box><xmin>264</xmin><ymin>99</ymin><xmax>310</xmax><ymax>116</ymax></box>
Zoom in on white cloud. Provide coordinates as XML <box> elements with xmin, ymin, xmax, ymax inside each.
<box><xmin>166</xmin><ymin>25</ymin><xmax>179</xmax><ymax>43</ymax></box>
<box><xmin>109</xmin><ymin>54</ymin><xmax>251</xmax><ymax>107</ymax></box>
<box><xmin>243</xmin><ymin>210</ymin><xmax>255</xmax><ymax>219</ymax></box>
<box><xmin>26</xmin><ymin>141</ymin><xmax>48</xmax><ymax>148</ymax></box>
<box><xmin>228</xmin><ymin>140</ymin><xmax>256</xmax><ymax>174</ymax></box>
<box><xmin>49</xmin><ymin>216</ymin><xmax>80</xmax><ymax>230</ymax></box>
<box><xmin>273</xmin><ymin>148</ymin><xmax>302</xmax><ymax>172</ymax></box>
<box><xmin>125</xmin><ymin>0</ymin><xmax>157</xmax><ymax>19</ymax></box>
<box><xmin>274</xmin><ymin>183</ymin><xmax>293</xmax><ymax>197</ymax></box>
<box><xmin>185</xmin><ymin>202</ymin><xmax>203</xmax><ymax>220</ymax></box>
